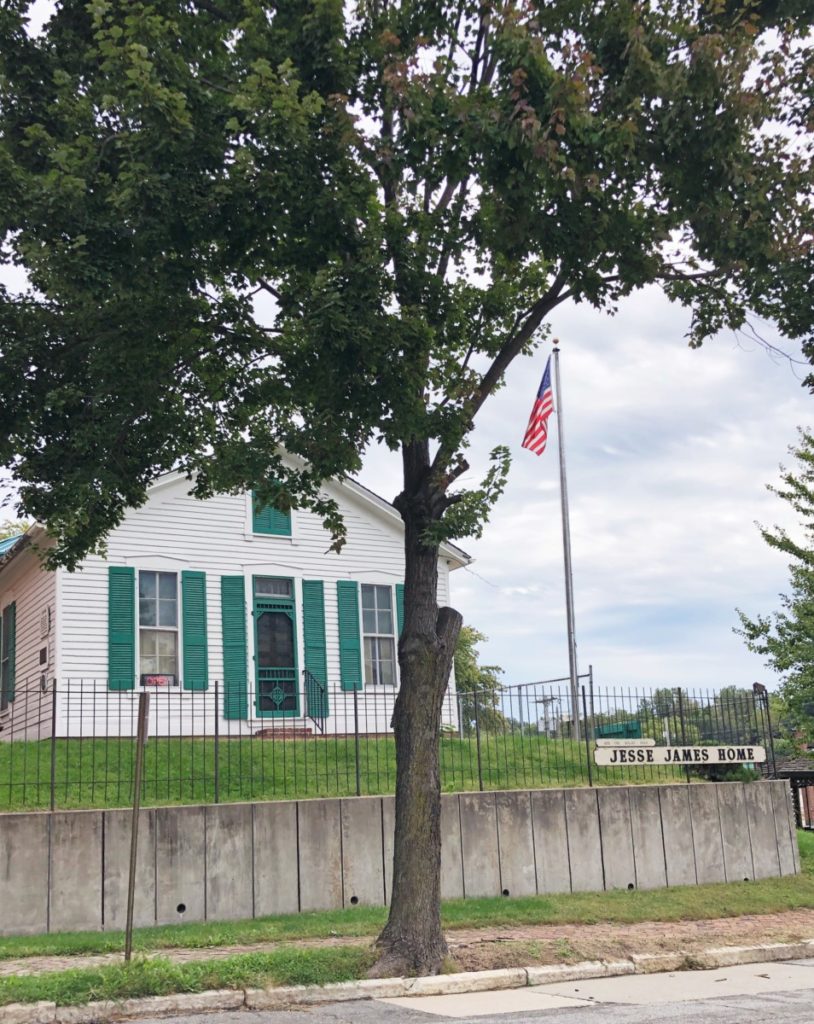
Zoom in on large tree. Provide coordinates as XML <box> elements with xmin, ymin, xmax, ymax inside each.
<box><xmin>1</xmin><ymin>0</ymin><xmax>812</xmax><ymax>974</ymax></box>
<box><xmin>737</xmin><ymin>429</ymin><xmax>814</xmax><ymax>741</ymax></box>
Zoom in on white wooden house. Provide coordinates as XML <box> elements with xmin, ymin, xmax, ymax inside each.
<box><xmin>0</xmin><ymin>472</ymin><xmax>469</xmax><ymax>739</ymax></box>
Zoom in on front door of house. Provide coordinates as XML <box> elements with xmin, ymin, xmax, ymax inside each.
<box><xmin>253</xmin><ymin>577</ymin><xmax>299</xmax><ymax>717</ymax></box>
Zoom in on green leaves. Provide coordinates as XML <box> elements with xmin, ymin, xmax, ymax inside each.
<box><xmin>453</xmin><ymin>625</ymin><xmax>506</xmax><ymax>734</ymax></box>
<box><xmin>0</xmin><ymin>0</ymin><xmax>811</xmax><ymax>565</ymax></box>
<box><xmin>736</xmin><ymin>430</ymin><xmax>814</xmax><ymax>740</ymax></box>
<box><xmin>425</xmin><ymin>446</ymin><xmax>512</xmax><ymax>545</ymax></box>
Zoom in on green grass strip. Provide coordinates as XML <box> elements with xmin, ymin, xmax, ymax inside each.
<box><xmin>0</xmin><ymin>947</ymin><xmax>376</xmax><ymax>1007</ymax></box>
<box><xmin>1</xmin><ymin>832</ymin><xmax>812</xmax><ymax>967</ymax></box>
<box><xmin>0</xmin><ymin>734</ymin><xmax>689</xmax><ymax>812</ymax></box>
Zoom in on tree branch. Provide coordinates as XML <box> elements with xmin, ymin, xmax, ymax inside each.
<box><xmin>442</xmin><ymin>459</ymin><xmax>470</xmax><ymax>488</ymax></box>
<box><xmin>256</xmin><ymin>277</ymin><xmax>283</xmax><ymax>301</ymax></box>
<box><xmin>434</xmin><ymin>179</ymin><xmax>458</xmax><ymax>216</ymax></box>
<box><xmin>428</xmin><ymin>272</ymin><xmax>570</xmax><ymax>483</ymax></box>
<box><xmin>435</xmin><ymin>178</ymin><xmax>469</xmax><ymax>279</ymax></box>
<box><xmin>469</xmin><ymin>7</ymin><xmax>490</xmax><ymax>92</ymax></box>
<box><xmin>193</xmin><ymin>0</ymin><xmax>230</xmax><ymax>20</ymax></box>
<box><xmin>199</xmin><ymin>76</ymin><xmax>236</xmax><ymax>96</ymax></box>
<box><xmin>469</xmin><ymin>269</ymin><xmax>570</xmax><ymax>419</ymax></box>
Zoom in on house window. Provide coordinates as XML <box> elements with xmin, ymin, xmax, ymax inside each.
<box><xmin>252</xmin><ymin>492</ymin><xmax>292</xmax><ymax>536</ymax></box>
<box><xmin>0</xmin><ymin>614</ymin><xmax>9</xmax><ymax>713</ymax></box>
<box><xmin>139</xmin><ymin>571</ymin><xmax>179</xmax><ymax>683</ymax></box>
<box><xmin>254</xmin><ymin>577</ymin><xmax>293</xmax><ymax>598</ymax></box>
<box><xmin>361</xmin><ymin>584</ymin><xmax>396</xmax><ymax>686</ymax></box>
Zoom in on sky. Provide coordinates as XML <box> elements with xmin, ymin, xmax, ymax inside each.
<box><xmin>353</xmin><ymin>292</ymin><xmax>810</xmax><ymax>692</ymax></box>
<box><xmin>6</xmin><ymin>0</ymin><xmax>812</xmax><ymax>693</ymax></box>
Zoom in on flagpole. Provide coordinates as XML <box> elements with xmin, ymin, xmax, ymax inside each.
<box><xmin>552</xmin><ymin>345</ymin><xmax>580</xmax><ymax>742</ymax></box>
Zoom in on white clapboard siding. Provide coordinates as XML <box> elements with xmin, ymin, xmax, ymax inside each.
<box><xmin>57</xmin><ymin>475</ymin><xmax>463</xmax><ymax>734</ymax></box>
<box><xmin>0</xmin><ymin>544</ymin><xmax>56</xmax><ymax>740</ymax></box>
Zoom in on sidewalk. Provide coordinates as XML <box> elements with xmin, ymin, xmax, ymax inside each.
<box><xmin>377</xmin><ymin>958</ymin><xmax>814</xmax><ymax>1019</ymax></box>
<box><xmin>3</xmin><ymin>908</ymin><xmax>814</xmax><ymax>979</ymax></box>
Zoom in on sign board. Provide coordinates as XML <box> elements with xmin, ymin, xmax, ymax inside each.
<box><xmin>594</xmin><ymin>744</ymin><xmax>766</xmax><ymax>766</ymax></box>
<box><xmin>140</xmin><ymin>674</ymin><xmax>176</xmax><ymax>688</ymax></box>
<box><xmin>595</xmin><ymin>738</ymin><xmax>655</xmax><ymax>748</ymax></box>
<box><xmin>595</xmin><ymin>719</ymin><xmax>643</xmax><ymax>740</ymax></box>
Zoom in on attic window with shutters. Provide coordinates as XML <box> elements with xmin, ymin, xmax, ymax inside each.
<box><xmin>139</xmin><ymin>571</ymin><xmax>179</xmax><ymax>684</ymax></box>
<box><xmin>252</xmin><ymin>492</ymin><xmax>292</xmax><ymax>537</ymax></box>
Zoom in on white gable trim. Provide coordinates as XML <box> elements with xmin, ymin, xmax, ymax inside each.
<box><xmin>145</xmin><ymin>468</ymin><xmax>472</xmax><ymax>570</ymax></box>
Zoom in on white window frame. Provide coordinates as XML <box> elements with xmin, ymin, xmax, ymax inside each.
<box><xmin>137</xmin><ymin>570</ymin><xmax>181</xmax><ymax>686</ymax></box>
<box><xmin>244</xmin><ymin>492</ymin><xmax>297</xmax><ymax>542</ymax></box>
<box><xmin>360</xmin><ymin>583</ymin><xmax>398</xmax><ymax>687</ymax></box>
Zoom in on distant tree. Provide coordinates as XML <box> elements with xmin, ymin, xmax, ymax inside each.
<box><xmin>453</xmin><ymin>626</ymin><xmax>505</xmax><ymax>734</ymax></box>
<box><xmin>0</xmin><ymin>520</ymin><xmax>29</xmax><ymax>540</ymax></box>
<box><xmin>737</xmin><ymin>430</ymin><xmax>814</xmax><ymax>741</ymax></box>
<box><xmin>700</xmin><ymin>685</ymin><xmax>758</xmax><ymax>744</ymax></box>
<box><xmin>638</xmin><ymin>687</ymin><xmax>679</xmax><ymax>721</ymax></box>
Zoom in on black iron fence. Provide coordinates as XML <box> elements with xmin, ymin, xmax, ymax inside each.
<box><xmin>0</xmin><ymin>674</ymin><xmax>775</xmax><ymax>812</ymax></box>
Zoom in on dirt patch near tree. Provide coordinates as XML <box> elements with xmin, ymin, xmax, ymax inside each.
<box><xmin>445</xmin><ymin>910</ymin><xmax>814</xmax><ymax>972</ymax></box>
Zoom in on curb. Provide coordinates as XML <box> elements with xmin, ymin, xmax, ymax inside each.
<box><xmin>2</xmin><ymin>939</ymin><xmax>814</xmax><ymax>1023</ymax></box>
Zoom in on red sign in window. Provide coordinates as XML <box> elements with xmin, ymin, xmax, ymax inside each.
<box><xmin>140</xmin><ymin>674</ymin><xmax>176</xmax><ymax>687</ymax></box>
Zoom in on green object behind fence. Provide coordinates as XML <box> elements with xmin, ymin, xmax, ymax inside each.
<box><xmin>595</xmin><ymin>720</ymin><xmax>643</xmax><ymax>739</ymax></box>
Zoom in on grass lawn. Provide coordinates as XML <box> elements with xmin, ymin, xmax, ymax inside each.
<box><xmin>0</xmin><ymin>733</ymin><xmax>690</xmax><ymax>811</ymax></box>
<box><xmin>0</xmin><ymin>947</ymin><xmax>377</xmax><ymax>1007</ymax></box>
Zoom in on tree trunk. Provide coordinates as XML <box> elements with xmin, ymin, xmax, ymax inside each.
<box><xmin>370</xmin><ymin>442</ymin><xmax>462</xmax><ymax>978</ymax></box>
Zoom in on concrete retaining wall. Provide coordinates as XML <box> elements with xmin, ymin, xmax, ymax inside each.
<box><xmin>0</xmin><ymin>781</ymin><xmax>799</xmax><ymax>936</ymax></box>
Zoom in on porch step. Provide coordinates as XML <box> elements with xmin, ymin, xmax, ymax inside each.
<box><xmin>253</xmin><ymin>726</ymin><xmax>313</xmax><ymax>739</ymax></box>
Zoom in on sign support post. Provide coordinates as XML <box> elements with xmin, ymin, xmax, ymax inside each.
<box><xmin>125</xmin><ymin>691</ymin><xmax>150</xmax><ymax>962</ymax></box>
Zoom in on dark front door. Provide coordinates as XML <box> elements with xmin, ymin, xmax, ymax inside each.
<box><xmin>253</xmin><ymin>577</ymin><xmax>299</xmax><ymax>717</ymax></box>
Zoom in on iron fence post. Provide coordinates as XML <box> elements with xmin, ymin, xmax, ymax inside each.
<box><xmin>214</xmin><ymin>680</ymin><xmax>220</xmax><ymax>804</ymax></box>
<box><xmin>582</xmin><ymin>685</ymin><xmax>593</xmax><ymax>786</ymax></box>
<box><xmin>676</xmin><ymin>687</ymin><xmax>690</xmax><ymax>783</ymax></box>
<box><xmin>125</xmin><ymin>691</ymin><xmax>150</xmax><ymax>962</ymax></box>
<box><xmin>676</xmin><ymin>687</ymin><xmax>687</xmax><ymax>742</ymax></box>
<box><xmin>49</xmin><ymin>682</ymin><xmax>58</xmax><ymax>813</ymax></box>
<box><xmin>353</xmin><ymin>686</ymin><xmax>361</xmax><ymax>797</ymax></box>
<box><xmin>762</xmin><ymin>689</ymin><xmax>777</xmax><ymax>777</ymax></box>
<box><xmin>474</xmin><ymin>692</ymin><xmax>484</xmax><ymax>792</ymax></box>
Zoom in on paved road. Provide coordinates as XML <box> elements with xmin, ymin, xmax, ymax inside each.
<box><xmin>133</xmin><ymin>959</ymin><xmax>814</xmax><ymax>1024</ymax></box>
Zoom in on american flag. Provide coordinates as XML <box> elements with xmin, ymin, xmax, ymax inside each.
<box><xmin>521</xmin><ymin>356</ymin><xmax>554</xmax><ymax>455</ymax></box>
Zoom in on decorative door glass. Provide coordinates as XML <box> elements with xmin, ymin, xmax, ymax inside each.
<box><xmin>254</xmin><ymin>578</ymin><xmax>298</xmax><ymax>716</ymax></box>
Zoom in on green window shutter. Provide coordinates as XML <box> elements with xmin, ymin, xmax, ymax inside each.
<box><xmin>395</xmin><ymin>583</ymin><xmax>405</xmax><ymax>638</ymax></box>
<box><xmin>337</xmin><ymin>580</ymin><xmax>362</xmax><ymax>691</ymax></box>
<box><xmin>252</xmin><ymin>491</ymin><xmax>292</xmax><ymax>536</ymax></box>
<box><xmin>108</xmin><ymin>567</ymin><xmax>136</xmax><ymax>691</ymax></box>
<box><xmin>181</xmin><ymin>570</ymin><xmax>209</xmax><ymax>691</ymax></box>
<box><xmin>4</xmin><ymin>602</ymin><xmax>15</xmax><ymax>703</ymax></box>
<box><xmin>221</xmin><ymin>576</ymin><xmax>248</xmax><ymax>720</ymax></box>
<box><xmin>302</xmin><ymin>580</ymin><xmax>329</xmax><ymax>717</ymax></box>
